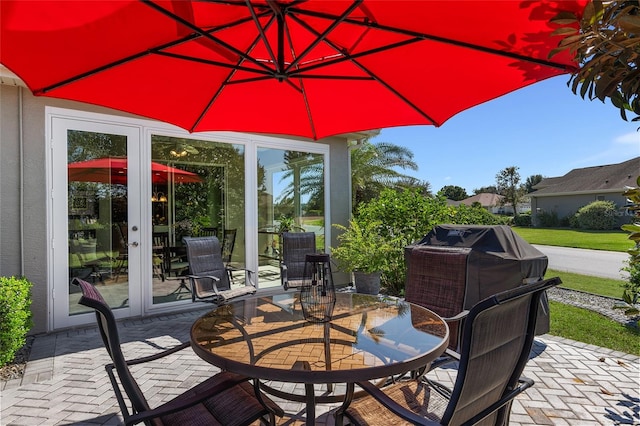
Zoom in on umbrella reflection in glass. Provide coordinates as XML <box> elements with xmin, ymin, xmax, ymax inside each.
<box><xmin>67</xmin><ymin>157</ymin><xmax>202</xmax><ymax>185</ymax></box>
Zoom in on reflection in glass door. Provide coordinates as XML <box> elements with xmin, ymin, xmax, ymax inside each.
<box><xmin>67</xmin><ymin>134</ymin><xmax>131</xmax><ymax>315</ymax></box>
<box><xmin>149</xmin><ymin>136</ymin><xmax>245</xmax><ymax>305</ymax></box>
<box><xmin>256</xmin><ymin>148</ymin><xmax>325</xmax><ymax>288</ymax></box>
<box><xmin>52</xmin><ymin>118</ymin><xmax>141</xmax><ymax>329</ymax></box>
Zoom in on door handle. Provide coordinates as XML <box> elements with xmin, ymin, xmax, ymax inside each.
<box><xmin>128</xmin><ymin>241</ymin><xmax>139</xmax><ymax>247</ymax></box>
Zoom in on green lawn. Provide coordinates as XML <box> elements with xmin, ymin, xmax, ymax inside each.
<box><xmin>506</xmin><ymin>227</ymin><xmax>638</xmax><ymax>354</ymax></box>
<box><xmin>549</xmin><ymin>300</ymin><xmax>640</xmax><ymax>356</ymax></box>
<box><xmin>547</xmin><ymin>269</ymin><xmax>624</xmax><ymax>299</ymax></box>
<box><xmin>512</xmin><ymin>227</ymin><xmax>632</xmax><ymax>252</ymax></box>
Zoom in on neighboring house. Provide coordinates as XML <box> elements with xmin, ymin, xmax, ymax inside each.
<box><xmin>0</xmin><ymin>65</ymin><xmax>362</xmax><ymax>334</ymax></box>
<box><xmin>459</xmin><ymin>193</ymin><xmax>506</xmax><ymax>213</ymax></box>
<box><xmin>458</xmin><ymin>193</ymin><xmax>530</xmax><ymax>215</ymax></box>
<box><xmin>530</xmin><ymin>156</ymin><xmax>639</xmax><ymax>227</ymax></box>
<box><xmin>457</xmin><ymin>193</ymin><xmax>528</xmax><ymax>214</ymax></box>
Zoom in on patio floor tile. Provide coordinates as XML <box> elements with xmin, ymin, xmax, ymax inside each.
<box><xmin>1</xmin><ymin>308</ymin><xmax>637</xmax><ymax>426</ymax></box>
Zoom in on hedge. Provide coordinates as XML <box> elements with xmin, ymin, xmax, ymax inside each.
<box><xmin>0</xmin><ymin>276</ymin><xmax>33</xmax><ymax>366</ymax></box>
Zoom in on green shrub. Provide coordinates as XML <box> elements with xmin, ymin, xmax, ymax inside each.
<box><xmin>331</xmin><ymin>219</ymin><xmax>393</xmax><ymax>273</ymax></box>
<box><xmin>348</xmin><ymin>188</ymin><xmax>506</xmax><ymax>295</ymax></box>
<box><xmin>575</xmin><ymin>200</ymin><xmax>618</xmax><ymax>230</ymax></box>
<box><xmin>537</xmin><ymin>211</ymin><xmax>560</xmax><ymax>227</ymax></box>
<box><xmin>513</xmin><ymin>212</ymin><xmax>532</xmax><ymax>227</ymax></box>
<box><xmin>567</xmin><ymin>213</ymin><xmax>580</xmax><ymax>228</ymax></box>
<box><xmin>0</xmin><ymin>276</ymin><xmax>33</xmax><ymax>366</ymax></box>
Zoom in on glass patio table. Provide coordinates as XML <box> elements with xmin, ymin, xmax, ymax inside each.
<box><xmin>190</xmin><ymin>291</ymin><xmax>449</xmax><ymax>425</ymax></box>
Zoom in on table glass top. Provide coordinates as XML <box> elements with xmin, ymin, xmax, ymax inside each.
<box><xmin>191</xmin><ymin>292</ymin><xmax>448</xmax><ymax>378</ymax></box>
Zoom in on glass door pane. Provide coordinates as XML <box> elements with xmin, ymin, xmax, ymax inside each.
<box><xmin>52</xmin><ymin>116</ymin><xmax>141</xmax><ymax>329</ymax></box>
<box><xmin>67</xmin><ymin>132</ymin><xmax>130</xmax><ymax>315</ymax></box>
<box><xmin>257</xmin><ymin>148</ymin><xmax>325</xmax><ymax>288</ymax></box>
<box><xmin>150</xmin><ymin>136</ymin><xmax>245</xmax><ymax>305</ymax></box>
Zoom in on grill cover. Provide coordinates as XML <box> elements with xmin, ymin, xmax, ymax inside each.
<box><xmin>406</xmin><ymin>224</ymin><xmax>550</xmax><ymax>340</ymax></box>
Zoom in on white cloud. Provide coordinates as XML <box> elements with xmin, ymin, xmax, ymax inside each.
<box><xmin>614</xmin><ymin>131</ymin><xmax>640</xmax><ymax>146</ymax></box>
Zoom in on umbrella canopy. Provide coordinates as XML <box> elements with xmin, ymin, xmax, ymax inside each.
<box><xmin>68</xmin><ymin>157</ymin><xmax>202</xmax><ymax>185</ymax></box>
<box><xmin>1</xmin><ymin>0</ymin><xmax>587</xmax><ymax>140</ymax></box>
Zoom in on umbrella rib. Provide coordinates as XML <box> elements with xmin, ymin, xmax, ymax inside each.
<box><xmin>35</xmin><ymin>33</ymin><xmax>200</xmax><ymax>94</ymax></box>
<box><xmin>142</xmin><ymin>0</ymin><xmax>274</xmax><ymax>74</ymax></box>
<box><xmin>247</xmin><ymin>0</ymin><xmax>279</xmax><ymax>72</ymax></box>
<box><xmin>289</xmin><ymin>15</ymin><xmax>422</xmax><ymax>75</ymax></box>
<box><xmin>282</xmin><ymin>15</ymin><xmax>317</xmax><ymax>140</ymax></box>
<box><xmin>155</xmin><ymin>51</ymin><xmax>272</xmax><ymax>76</ymax></box>
<box><xmin>293</xmin><ymin>18</ymin><xmax>439</xmax><ymax>125</ymax></box>
<box><xmin>285</xmin><ymin>0</ymin><xmax>363</xmax><ymax>72</ymax></box>
<box><xmin>35</xmin><ymin>4</ymin><xmax>266</xmax><ymax>94</ymax></box>
<box><xmin>190</xmin><ymin>12</ymin><xmax>282</xmax><ymax>131</ymax></box>
<box><xmin>291</xmin><ymin>8</ymin><xmax>573</xmax><ymax>72</ymax></box>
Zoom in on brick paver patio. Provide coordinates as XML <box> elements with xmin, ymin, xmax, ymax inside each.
<box><xmin>1</xmin><ymin>307</ymin><xmax>638</xmax><ymax>425</ymax></box>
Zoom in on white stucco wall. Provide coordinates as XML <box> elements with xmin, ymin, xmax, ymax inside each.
<box><xmin>1</xmin><ymin>84</ymin><xmax>353</xmax><ymax>333</ymax></box>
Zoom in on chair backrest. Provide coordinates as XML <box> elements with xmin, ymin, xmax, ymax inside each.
<box><xmin>404</xmin><ymin>246</ymin><xmax>470</xmax><ymax>350</ymax></box>
<box><xmin>183</xmin><ymin>236</ymin><xmax>230</xmax><ymax>291</ymax></box>
<box><xmin>442</xmin><ymin>277</ymin><xmax>561</xmax><ymax>425</ymax></box>
<box><xmin>281</xmin><ymin>232</ymin><xmax>316</xmax><ymax>280</ymax></box>
<box><xmin>113</xmin><ymin>223</ymin><xmax>128</xmax><ymax>253</ymax></box>
<box><xmin>221</xmin><ymin>229</ymin><xmax>237</xmax><ymax>263</ymax></box>
<box><xmin>152</xmin><ymin>232</ymin><xmax>168</xmax><ymax>247</ymax></box>
<box><xmin>200</xmin><ymin>227</ymin><xmax>218</xmax><ymax>237</ymax></box>
<box><xmin>72</xmin><ymin>277</ymin><xmax>152</xmax><ymax>417</ymax></box>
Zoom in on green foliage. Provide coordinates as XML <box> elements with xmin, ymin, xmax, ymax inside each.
<box><xmin>0</xmin><ymin>276</ymin><xmax>33</xmax><ymax>366</ymax></box>
<box><xmin>618</xmin><ymin>261</ymin><xmax>640</xmax><ymax>321</ymax></box>
<box><xmin>537</xmin><ymin>211</ymin><xmax>561</xmax><ymax>228</ymax></box>
<box><xmin>350</xmin><ymin>139</ymin><xmax>419</xmax><ymax>211</ymax></box>
<box><xmin>331</xmin><ymin>219</ymin><xmax>393</xmax><ymax>274</ymax></box>
<box><xmin>550</xmin><ymin>1</ymin><xmax>640</xmax><ymax>122</ymax></box>
<box><xmin>472</xmin><ymin>185</ymin><xmax>498</xmax><ymax>195</ymax></box>
<box><xmin>575</xmin><ymin>200</ymin><xmax>618</xmax><ymax>230</ymax></box>
<box><xmin>621</xmin><ymin>177</ymin><xmax>640</xmax><ymax>265</ymax></box>
<box><xmin>338</xmin><ymin>188</ymin><xmax>503</xmax><ymax>295</ymax></box>
<box><xmin>523</xmin><ymin>174</ymin><xmax>543</xmax><ymax>193</ymax></box>
<box><xmin>495</xmin><ymin>166</ymin><xmax>523</xmax><ymax>216</ymax></box>
<box><xmin>513</xmin><ymin>212</ymin><xmax>532</xmax><ymax>227</ymax></box>
<box><xmin>438</xmin><ymin>185</ymin><xmax>468</xmax><ymax>201</ymax></box>
<box><xmin>619</xmin><ymin>176</ymin><xmax>640</xmax><ymax>321</ymax></box>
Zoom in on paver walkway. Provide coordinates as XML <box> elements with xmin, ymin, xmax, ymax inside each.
<box><xmin>1</xmin><ymin>307</ymin><xmax>638</xmax><ymax>425</ymax></box>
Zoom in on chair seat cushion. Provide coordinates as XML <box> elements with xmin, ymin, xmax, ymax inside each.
<box><xmin>346</xmin><ymin>380</ymin><xmax>447</xmax><ymax>426</ymax></box>
<box><xmin>160</xmin><ymin>374</ymin><xmax>279</xmax><ymax>426</ymax></box>
<box><xmin>195</xmin><ymin>285</ymin><xmax>256</xmax><ymax>302</ymax></box>
<box><xmin>218</xmin><ymin>286</ymin><xmax>256</xmax><ymax>302</ymax></box>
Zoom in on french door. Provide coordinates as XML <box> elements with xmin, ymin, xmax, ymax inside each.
<box><xmin>51</xmin><ymin>117</ymin><xmax>142</xmax><ymax>328</ymax></box>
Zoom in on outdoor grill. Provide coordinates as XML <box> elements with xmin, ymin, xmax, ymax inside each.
<box><xmin>405</xmin><ymin>224</ymin><xmax>550</xmax><ymax>349</ymax></box>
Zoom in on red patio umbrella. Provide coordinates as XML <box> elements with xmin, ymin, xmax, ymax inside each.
<box><xmin>1</xmin><ymin>0</ymin><xmax>587</xmax><ymax>140</ymax></box>
<box><xmin>68</xmin><ymin>157</ymin><xmax>202</xmax><ymax>185</ymax></box>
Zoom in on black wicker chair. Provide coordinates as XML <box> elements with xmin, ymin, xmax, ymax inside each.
<box><xmin>183</xmin><ymin>236</ymin><xmax>256</xmax><ymax>304</ymax></box>
<box><xmin>279</xmin><ymin>232</ymin><xmax>316</xmax><ymax>290</ymax></box>
<box><xmin>72</xmin><ymin>277</ymin><xmax>282</xmax><ymax>426</ymax></box>
<box><xmin>335</xmin><ymin>277</ymin><xmax>561</xmax><ymax>426</ymax></box>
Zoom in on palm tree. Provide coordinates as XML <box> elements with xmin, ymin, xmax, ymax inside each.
<box><xmin>351</xmin><ymin>139</ymin><xmax>419</xmax><ymax>210</ymax></box>
<box><xmin>277</xmin><ymin>138</ymin><xmax>419</xmax><ymax>215</ymax></box>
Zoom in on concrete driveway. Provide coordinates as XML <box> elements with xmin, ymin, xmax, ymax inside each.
<box><xmin>533</xmin><ymin>244</ymin><xmax>630</xmax><ymax>280</ymax></box>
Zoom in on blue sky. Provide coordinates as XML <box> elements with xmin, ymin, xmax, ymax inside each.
<box><xmin>374</xmin><ymin>76</ymin><xmax>640</xmax><ymax>195</ymax></box>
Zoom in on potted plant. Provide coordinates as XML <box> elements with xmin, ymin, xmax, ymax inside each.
<box><xmin>331</xmin><ymin>219</ymin><xmax>390</xmax><ymax>294</ymax></box>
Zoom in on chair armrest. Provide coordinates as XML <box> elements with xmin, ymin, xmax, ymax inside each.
<box><xmin>463</xmin><ymin>377</ymin><xmax>534</xmax><ymax>425</ymax></box>
<box><xmin>187</xmin><ymin>274</ymin><xmax>224</xmax><ymax>302</ymax></box>
<box><xmin>441</xmin><ymin>310</ymin><xmax>470</xmax><ymax>322</ymax></box>
<box><xmin>124</xmin><ymin>371</ymin><xmax>249</xmax><ymax>425</ymax></box>
<box><xmin>225</xmin><ymin>266</ymin><xmax>257</xmax><ymax>288</ymax></box>
<box><xmin>355</xmin><ymin>380</ymin><xmax>440</xmax><ymax>426</ymax></box>
<box><xmin>124</xmin><ymin>342</ymin><xmax>191</xmax><ymax>366</ymax></box>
